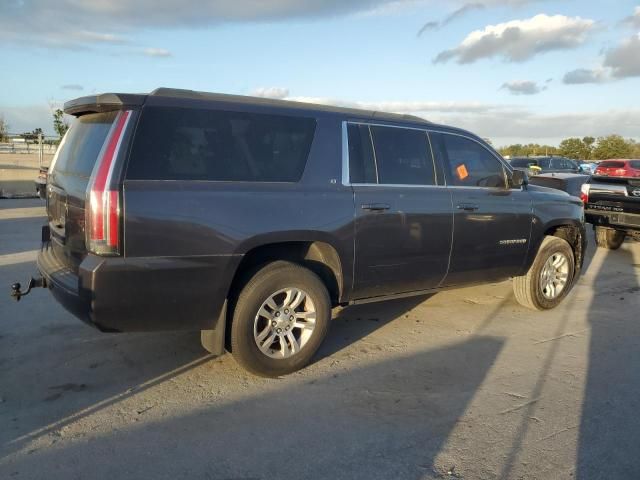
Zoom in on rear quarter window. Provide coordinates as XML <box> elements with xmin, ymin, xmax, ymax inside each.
<box><xmin>126</xmin><ymin>107</ymin><xmax>316</xmax><ymax>182</ymax></box>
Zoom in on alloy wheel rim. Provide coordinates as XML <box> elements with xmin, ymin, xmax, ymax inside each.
<box><xmin>253</xmin><ymin>288</ymin><xmax>316</xmax><ymax>359</ymax></box>
<box><xmin>539</xmin><ymin>252</ymin><xmax>570</xmax><ymax>300</ymax></box>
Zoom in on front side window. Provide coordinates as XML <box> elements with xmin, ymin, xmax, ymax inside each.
<box><xmin>440</xmin><ymin>133</ymin><xmax>507</xmax><ymax>188</ymax></box>
<box><xmin>369</xmin><ymin>126</ymin><xmax>435</xmax><ymax>185</ymax></box>
<box><xmin>127</xmin><ymin>107</ymin><xmax>316</xmax><ymax>182</ymax></box>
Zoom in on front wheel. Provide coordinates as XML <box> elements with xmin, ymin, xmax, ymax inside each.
<box><xmin>230</xmin><ymin>261</ymin><xmax>331</xmax><ymax>377</ymax></box>
<box><xmin>594</xmin><ymin>226</ymin><xmax>625</xmax><ymax>250</ymax></box>
<box><xmin>513</xmin><ymin>236</ymin><xmax>575</xmax><ymax>311</ymax></box>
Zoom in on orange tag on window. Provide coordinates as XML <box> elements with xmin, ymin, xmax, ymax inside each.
<box><xmin>456</xmin><ymin>164</ymin><xmax>469</xmax><ymax>180</ymax></box>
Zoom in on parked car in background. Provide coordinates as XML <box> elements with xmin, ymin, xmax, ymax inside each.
<box><xmin>578</xmin><ymin>161</ymin><xmax>597</xmax><ymax>175</ymax></box>
<box><xmin>594</xmin><ymin>159</ymin><xmax>640</xmax><ymax>178</ymax></box>
<box><xmin>509</xmin><ymin>156</ymin><xmax>583</xmax><ymax>175</ymax></box>
<box><xmin>34</xmin><ymin>166</ymin><xmax>48</xmax><ymax>199</ymax></box>
<box><xmin>582</xmin><ymin>174</ymin><xmax>640</xmax><ymax>249</ymax></box>
<box><xmin>13</xmin><ymin>88</ymin><xmax>586</xmax><ymax>377</ymax></box>
<box><xmin>528</xmin><ymin>172</ymin><xmax>590</xmax><ymax>198</ymax></box>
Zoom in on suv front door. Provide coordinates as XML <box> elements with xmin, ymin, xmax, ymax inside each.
<box><xmin>347</xmin><ymin>123</ymin><xmax>454</xmax><ymax>299</ymax></box>
<box><xmin>430</xmin><ymin>132</ymin><xmax>533</xmax><ymax>286</ymax></box>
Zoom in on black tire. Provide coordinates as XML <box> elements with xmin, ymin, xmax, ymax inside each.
<box><xmin>230</xmin><ymin>261</ymin><xmax>331</xmax><ymax>377</ymax></box>
<box><xmin>594</xmin><ymin>226</ymin><xmax>625</xmax><ymax>250</ymax></box>
<box><xmin>513</xmin><ymin>236</ymin><xmax>575</xmax><ymax>311</ymax></box>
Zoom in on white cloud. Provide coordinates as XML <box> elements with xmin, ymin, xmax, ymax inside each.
<box><xmin>250</xmin><ymin>87</ymin><xmax>290</xmax><ymax>99</ymax></box>
<box><xmin>432</xmin><ymin>109</ymin><xmax>640</xmax><ymax>146</ymax></box>
<box><xmin>418</xmin><ymin>2</ymin><xmax>485</xmax><ymax>35</ymax></box>
<box><xmin>562</xmin><ymin>68</ymin><xmax>607</xmax><ymax>84</ymax></box>
<box><xmin>604</xmin><ymin>34</ymin><xmax>640</xmax><ymax>79</ymax></box>
<box><xmin>0</xmin><ymin>0</ymin><xmax>413</xmax><ymax>49</ymax></box>
<box><xmin>500</xmin><ymin>80</ymin><xmax>544</xmax><ymax>95</ymax></box>
<box><xmin>142</xmin><ymin>48</ymin><xmax>172</xmax><ymax>57</ymax></box>
<box><xmin>60</xmin><ymin>84</ymin><xmax>84</xmax><ymax>91</ymax></box>
<box><xmin>621</xmin><ymin>6</ymin><xmax>640</xmax><ymax>28</ymax></box>
<box><xmin>434</xmin><ymin>14</ymin><xmax>595</xmax><ymax>63</ymax></box>
<box><xmin>562</xmin><ymin>33</ymin><xmax>640</xmax><ymax>83</ymax></box>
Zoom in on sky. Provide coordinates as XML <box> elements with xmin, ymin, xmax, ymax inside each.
<box><xmin>1</xmin><ymin>0</ymin><xmax>639</xmax><ymax>146</ymax></box>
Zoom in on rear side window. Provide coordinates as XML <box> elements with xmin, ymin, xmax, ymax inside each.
<box><xmin>629</xmin><ymin>160</ymin><xmax>640</xmax><ymax>169</ymax></box>
<box><xmin>440</xmin><ymin>133</ymin><xmax>506</xmax><ymax>188</ymax></box>
<box><xmin>369</xmin><ymin>126</ymin><xmax>435</xmax><ymax>185</ymax></box>
<box><xmin>52</xmin><ymin>111</ymin><xmax>117</xmax><ymax>178</ymax></box>
<box><xmin>126</xmin><ymin>107</ymin><xmax>316</xmax><ymax>182</ymax></box>
<box><xmin>537</xmin><ymin>158</ymin><xmax>551</xmax><ymax>169</ymax></box>
<box><xmin>347</xmin><ymin>123</ymin><xmax>377</xmax><ymax>183</ymax></box>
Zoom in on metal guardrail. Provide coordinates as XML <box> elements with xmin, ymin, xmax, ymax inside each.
<box><xmin>0</xmin><ymin>134</ymin><xmax>60</xmax><ymax>167</ymax></box>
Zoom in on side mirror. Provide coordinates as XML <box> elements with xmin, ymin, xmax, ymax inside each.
<box><xmin>510</xmin><ymin>169</ymin><xmax>528</xmax><ymax>188</ymax></box>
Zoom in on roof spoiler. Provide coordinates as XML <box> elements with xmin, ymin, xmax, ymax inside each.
<box><xmin>64</xmin><ymin>93</ymin><xmax>147</xmax><ymax>116</ymax></box>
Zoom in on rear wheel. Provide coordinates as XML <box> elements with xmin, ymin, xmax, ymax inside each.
<box><xmin>513</xmin><ymin>236</ymin><xmax>575</xmax><ymax>311</ymax></box>
<box><xmin>594</xmin><ymin>226</ymin><xmax>625</xmax><ymax>250</ymax></box>
<box><xmin>230</xmin><ymin>261</ymin><xmax>331</xmax><ymax>377</ymax></box>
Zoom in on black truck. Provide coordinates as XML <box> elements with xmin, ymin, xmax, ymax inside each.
<box><xmin>12</xmin><ymin>88</ymin><xmax>586</xmax><ymax>376</ymax></box>
<box><xmin>582</xmin><ymin>176</ymin><xmax>640</xmax><ymax>249</ymax></box>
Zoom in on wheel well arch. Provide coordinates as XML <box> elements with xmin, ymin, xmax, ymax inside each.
<box><xmin>542</xmin><ymin>222</ymin><xmax>584</xmax><ymax>272</ymax></box>
<box><xmin>227</xmin><ymin>241</ymin><xmax>344</xmax><ymax>308</ymax></box>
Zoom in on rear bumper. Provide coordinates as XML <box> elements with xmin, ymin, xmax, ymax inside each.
<box><xmin>585</xmin><ymin>209</ymin><xmax>640</xmax><ymax>232</ymax></box>
<box><xmin>37</xmin><ymin>247</ymin><xmax>240</xmax><ymax>332</ymax></box>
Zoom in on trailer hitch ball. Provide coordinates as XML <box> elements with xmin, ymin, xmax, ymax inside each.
<box><xmin>10</xmin><ymin>278</ymin><xmax>46</xmax><ymax>301</ymax></box>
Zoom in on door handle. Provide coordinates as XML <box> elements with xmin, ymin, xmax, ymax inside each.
<box><xmin>456</xmin><ymin>203</ymin><xmax>479</xmax><ymax>212</ymax></box>
<box><xmin>361</xmin><ymin>203</ymin><xmax>390</xmax><ymax>212</ymax></box>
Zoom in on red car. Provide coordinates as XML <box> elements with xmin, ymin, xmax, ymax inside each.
<box><xmin>594</xmin><ymin>159</ymin><xmax>640</xmax><ymax>177</ymax></box>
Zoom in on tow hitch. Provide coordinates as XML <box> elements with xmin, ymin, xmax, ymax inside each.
<box><xmin>10</xmin><ymin>277</ymin><xmax>47</xmax><ymax>301</ymax></box>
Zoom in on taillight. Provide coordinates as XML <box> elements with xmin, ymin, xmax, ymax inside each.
<box><xmin>580</xmin><ymin>183</ymin><xmax>590</xmax><ymax>204</ymax></box>
<box><xmin>86</xmin><ymin>110</ymin><xmax>131</xmax><ymax>255</ymax></box>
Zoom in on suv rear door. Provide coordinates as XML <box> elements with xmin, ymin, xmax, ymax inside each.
<box><xmin>347</xmin><ymin>122</ymin><xmax>453</xmax><ymax>299</ymax></box>
<box><xmin>46</xmin><ymin>111</ymin><xmax>119</xmax><ymax>271</ymax></box>
<box><xmin>430</xmin><ymin>132</ymin><xmax>532</xmax><ymax>285</ymax></box>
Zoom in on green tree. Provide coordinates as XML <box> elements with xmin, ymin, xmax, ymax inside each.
<box><xmin>582</xmin><ymin>136</ymin><xmax>595</xmax><ymax>152</ymax></box>
<box><xmin>0</xmin><ymin>115</ymin><xmax>8</xmax><ymax>142</ymax></box>
<box><xmin>629</xmin><ymin>139</ymin><xmax>640</xmax><ymax>158</ymax></box>
<box><xmin>20</xmin><ymin>128</ymin><xmax>43</xmax><ymax>143</ymax></box>
<box><xmin>53</xmin><ymin>109</ymin><xmax>69</xmax><ymax>138</ymax></box>
<box><xmin>592</xmin><ymin>135</ymin><xmax>633</xmax><ymax>160</ymax></box>
<box><xmin>558</xmin><ymin>137</ymin><xmax>590</xmax><ymax>160</ymax></box>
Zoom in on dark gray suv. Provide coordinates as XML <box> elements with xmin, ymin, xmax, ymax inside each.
<box><xmin>16</xmin><ymin>88</ymin><xmax>586</xmax><ymax>376</ymax></box>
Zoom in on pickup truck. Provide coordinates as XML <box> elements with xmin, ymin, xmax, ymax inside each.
<box><xmin>582</xmin><ymin>176</ymin><xmax>640</xmax><ymax>249</ymax></box>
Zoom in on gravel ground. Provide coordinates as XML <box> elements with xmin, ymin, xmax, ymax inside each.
<box><xmin>1</xmin><ymin>198</ymin><xmax>639</xmax><ymax>480</ymax></box>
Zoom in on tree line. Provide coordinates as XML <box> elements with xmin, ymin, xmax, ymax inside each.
<box><xmin>0</xmin><ymin>109</ymin><xmax>69</xmax><ymax>143</ymax></box>
<box><xmin>498</xmin><ymin>135</ymin><xmax>640</xmax><ymax>161</ymax></box>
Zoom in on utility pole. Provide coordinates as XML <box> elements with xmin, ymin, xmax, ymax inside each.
<box><xmin>38</xmin><ymin>132</ymin><xmax>43</xmax><ymax>168</ymax></box>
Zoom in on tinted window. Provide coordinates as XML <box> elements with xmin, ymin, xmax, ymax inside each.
<box><xmin>127</xmin><ymin>107</ymin><xmax>316</xmax><ymax>182</ymax></box>
<box><xmin>537</xmin><ymin>158</ymin><xmax>551</xmax><ymax>169</ymax></box>
<box><xmin>441</xmin><ymin>134</ymin><xmax>506</xmax><ymax>188</ymax></box>
<box><xmin>629</xmin><ymin>160</ymin><xmax>640</xmax><ymax>169</ymax></box>
<box><xmin>347</xmin><ymin>123</ymin><xmax>377</xmax><ymax>183</ymax></box>
<box><xmin>53</xmin><ymin>111</ymin><xmax>117</xmax><ymax>178</ymax></box>
<box><xmin>369</xmin><ymin>126</ymin><xmax>435</xmax><ymax>185</ymax></box>
<box><xmin>598</xmin><ymin>161</ymin><xmax>625</xmax><ymax>168</ymax></box>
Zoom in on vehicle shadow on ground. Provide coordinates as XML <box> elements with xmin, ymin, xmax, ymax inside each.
<box><xmin>577</xmin><ymin>242</ymin><xmax>640</xmax><ymax>478</ymax></box>
<box><xmin>1</xmin><ymin>334</ymin><xmax>505</xmax><ymax>480</ymax></box>
<box><xmin>315</xmin><ymin>295</ymin><xmax>432</xmax><ymax>362</ymax></box>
